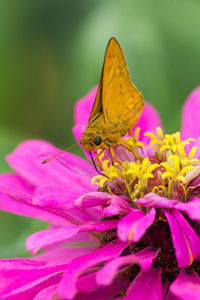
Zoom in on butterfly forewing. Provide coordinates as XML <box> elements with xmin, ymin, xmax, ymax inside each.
<box><xmin>101</xmin><ymin>38</ymin><xmax>143</xmax><ymax>129</ymax></box>
<box><xmin>102</xmin><ymin>38</ymin><xmax>130</xmax><ymax>97</ymax></box>
<box><xmin>88</xmin><ymin>37</ymin><xmax>130</xmax><ymax>123</ymax></box>
<box><xmin>103</xmin><ymin>76</ymin><xmax>143</xmax><ymax>129</ymax></box>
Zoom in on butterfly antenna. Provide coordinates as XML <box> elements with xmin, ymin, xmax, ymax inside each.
<box><xmin>41</xmin><ymin>143</ymin><xmax>78</xmax><ymax>164</ymax></box>
<box><xmin>89</xmin><ymin>151</ymin><xmax>108</xmax><ymax>178</ymax></box>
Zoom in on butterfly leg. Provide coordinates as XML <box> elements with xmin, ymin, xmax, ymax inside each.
<box><xmin>109</xmin><ymin>147</ymin><xmax>125</xmax><ymax>167</ymax></box>
<box><xmin>128</xmin><ymin>128</ymin><xmax>133</xmax><ymax>137</ymax></box>
<box><xmin>93</xmin><ymin>149</ymin><xmax>106</xmax><ymax>171</ymax></box>
<box><xmin>94</xmin><ymin>149</ymin><xmax>104</xmax><ymax>164</ymax></box>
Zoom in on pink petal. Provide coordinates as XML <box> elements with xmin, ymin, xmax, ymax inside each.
<box><xmin>73</xmin><ymin>87</ymin><xmax>97</xmax><ymax>160</ymax></box>
<box><xmin>7</xmin><ymin>140</ymin><xmax>93</xmax><ymax>191</ymax></box>
<box><xmin>96</xmin><ymin>247</ymin><xmax>159</xmax><ymax>286</ymax></box>
<box><xmin>0</xmin><ymin>258</ymin><xmax>65</xmax><ymax>299</ymax></box>
<box><xmin>170</xmin><ymin>270</ymin><xmax>200</xmax><ymax>300</ymax></box>
<box><xmin>135</xmin><ymin>193</ymin><xmax>178</xmax><ymax>208</ymax></box>
<box><xmin>164</xmin><ymin>209</ymin><xmax>200</xmax><ymax>268</ymax></box>
<box><xmin>54</xmin><ymin>150</ymin><xmax>95</xmax><ymax>178</ymax></box>
<box><xmin>76</xmin><ymin>272</ymin><xmax>99</xmax><ymax>293</ymax></box>
<box><xmin>125</xmin><ymin>268</ymin><xmax>162</xmax><ymax>300</ymax></box>
<box><xmin>0</xmin><ymin>173</ymin><xmax>33</xmax><ymax>205</ymax></box>
<box><xmin>0</xmin><ymin>173</ymin><xmax>34</xmax><ymax>197</ymax></box>
<box><xmin>72</xmin><ymin>123</ymin><xmax>85</xmax><ymax>146</ymax></box>
<box><xmin>181</xmin><ymin>87</ymin><xmax>200</xmax><ymax>139</ymax></box>
<box><xmin>61</xmin><ymin>271</ymin><xmax>129</xmax><ymax>299</ymax></box>
<box><xmin>0</xmin><ymin>194</ymin><xmax>68</xmax><ymax>226</ymax></box>
<box><xmin>72</xmin><ymin>124</ymin><xmax>93</xmax><ymax>161</ymax></box>
<box><xmin>103</xmin><ymin>145</ymin><xmax>135</xmax><ymax>163</ymax></box>
<box><xmin>7</xmin><ymin>140</ymin><xmax>53</xmax><ymax>186</ymax></box>
<box><xmin>117</xmin><ymin>208</ymin><xmax>156</xmax><ymax>242</ymax></box>
<box><xmin>34</xmin><ymin>244</ymin><xmax>94</xmax><ymax>263</ymax></box>
<box><xmin>26</xmin><ymin>226</ymin><xmax>81</xmax><ymax>255</ymax></box>
<box><xmin>33</xmin><ymin>185</ymin><xmax>86</xmax><ymax>209</ymax></box>
<box><xmin>33</xmin><ymin>285</ymin><xmax>57</xmax><ymax>300</ymax></box>
<box><xmin>175</xmin><ymin>197</ymin><xmax>200</xmax><ymax>222</ymax></box>
<box><xmin>75</xmin><ymin>277</ymin><xmax>130</xmax><ymax>300</ymax></box>
<box><xmin>26</xmin><ymin>220</ymin><xmax>118</xmax><ymax>254</ymax></box>
<box><xmin>74</xmin><ymin>87</ymin><xmax>97</xmax><ymax>126</ymax></box>
<box><xmin>33</xmin><ymin>185</ymin><xmax>102</xmax><ymax>223</ymax></box>
<box><xmin>75</xmin><ymin>191</ymin><xmax>116</xmax><ymax>208</ymax></box>
<box><xmin>131</xmin><ymin>102</ymin><xmax>163</xmax><ymax>144</ymax></box>
<box><xmin>58</xmin><ymin>240</ymin><xmax>129</xmax><ymax>299</ymax></box>
<box><xmin>103</xmin><ymin>196</ymin><xmax>131</xmax><ymax>217</ymax></box>
<box><xmin>191</xmin><ymin>138</ymin><xmax>200</xmax><ymax>159</ymax></box>
<box><xmin>35</xmin><ymin>278</ymin><xmax>130</xmax><ymax>300</ymax></box>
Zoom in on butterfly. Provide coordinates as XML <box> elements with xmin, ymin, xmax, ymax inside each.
<box><xmin>81</xmin><ymin>37</ymin><xmax>144</xmax><ymax>154</ymax></box>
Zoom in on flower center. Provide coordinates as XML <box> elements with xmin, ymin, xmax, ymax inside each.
<box><xmin>91</xmin><ymin>127</ymin><xmax>200</xmax><ymax>283</ymax></box>
<box><xmin>92</xmin><ymin>127</ymin><xmax>199</xmax><ymax>201</ymax></box>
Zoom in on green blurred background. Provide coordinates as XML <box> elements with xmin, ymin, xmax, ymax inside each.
<box><xmin>1</xmin><ymin>0</ymin><xmax>200</xmax><ymax>257</ymax></box>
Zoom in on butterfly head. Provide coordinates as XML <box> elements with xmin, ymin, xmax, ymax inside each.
<box><xmin>81</xmin><ymin>129</ymin><xmax>104</xmax><ymax>151</ymax></box>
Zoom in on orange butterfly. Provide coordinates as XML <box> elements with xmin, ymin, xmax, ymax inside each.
<box><xmin>81</xmin><ymin>37</ymin><xmax>144</xmax><ymax>153</ymax></box>
<box><xmin>42</xmin><ymin>38</ymin><xmax>143</xmax><ymax>167</ymax></box>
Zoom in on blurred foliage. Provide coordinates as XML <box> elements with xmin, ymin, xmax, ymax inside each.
<box><xmin>0</xmin><ymin>0</ymin><xmax>200</xmax><ymax>257</ymax></box>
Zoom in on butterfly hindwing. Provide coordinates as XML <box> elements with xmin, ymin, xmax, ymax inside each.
<box><xmin>88</xmin><ymin>72</ymin><xmax>103</xmax><ymax>122</ymax></box>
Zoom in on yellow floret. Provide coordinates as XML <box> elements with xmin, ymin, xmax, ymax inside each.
<box><xmin>145</xmin><ymin>127</ymin><xmax>195</xmax><ymax>155</ymax></box>
<box><xmin>91</xmin><ymin>127</ymin><xmax>200</xmax><ymax>201</ymax></box>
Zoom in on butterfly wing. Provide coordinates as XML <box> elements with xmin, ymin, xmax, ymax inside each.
<box><xmin>88</xmin><ymin>37</ymin><xmax>143</xmax><ymax>135</ymax></box>
<box><xmin>88</xmin><ymin>72</ymin><xmax>103</xmax><ymax>122</ymax></box>
<box><xmin>102</xmin><ymin>37</ymin><xmax>130</xmax><ymax>93</ymax></box>
<box><xmin>88</xmin><ymin>37</ymin><xmax>130</xmax><ymax>123</ymax></box>
<box><xmin>103</xmin><ymin>76</ymin><xmax>143</xmax><ymax>130</ymax></box>
<box><xmin>101</xmin><ymin>38</ymin><xmax>143</xmax><ymax>130</ymax></box>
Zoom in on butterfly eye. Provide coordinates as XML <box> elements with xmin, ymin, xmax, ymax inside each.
<box><xmin>93</xmin><ymin>136</ymin><xmax>102</xmax><ymax>146</ymax></box>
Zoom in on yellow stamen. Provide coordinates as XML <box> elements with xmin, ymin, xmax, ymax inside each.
<box><xmin>91</xmin><ymin>128</ymin><xmax>199</xmax><ymax>201</ymax></box>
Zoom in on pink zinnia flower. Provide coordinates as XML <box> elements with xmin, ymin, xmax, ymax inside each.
<box><xmin>0</xmin><ymin>87</ymin><xmax>200</xmax><ymax>299</ymax></box>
